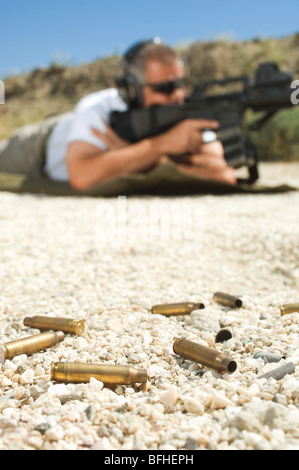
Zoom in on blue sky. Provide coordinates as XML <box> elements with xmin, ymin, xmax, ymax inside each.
<box><xmin>1</xmin><ymin>0</ymin><xmax>298</xmax><ymax>79</ymax></box>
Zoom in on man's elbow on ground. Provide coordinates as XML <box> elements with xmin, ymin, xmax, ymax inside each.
<box><xmin>66</xmin><ymin>143</ymin><xmax>107</xmax><ymax>190</ymax></box>
<box><xmin>66</xmin><ymin>158</ymin><xmax>96</xmax><ymax>190</ymax></box>
<box><xmin>68</xmin><ymin>172</ymin><xmax>91</xmax><ymax>191</ymax></box>
<box><xmin>66</xmin><ymin>154</ymin><xmax>103</xmax><ymax>190</ymax></box>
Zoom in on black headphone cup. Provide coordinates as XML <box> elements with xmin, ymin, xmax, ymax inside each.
<box><xmin>116</xmin><ymin>38</ymin><xmax>162</xmax><ymax>107</ymax></box>
<box><xmin>115</xmin><ymin>76</ymin><xmax>128</xmax><ymax>89</ymax></box>
<box><xmin>116</xmin><ymin>74</ymin><xmax>142</xmax><ymax>107</ymax></box>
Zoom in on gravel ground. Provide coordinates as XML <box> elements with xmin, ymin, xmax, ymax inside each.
<box><xmin>0</xmin><ymin>162</ymin><xmax>298</xmax><ymax>451</ymax></box>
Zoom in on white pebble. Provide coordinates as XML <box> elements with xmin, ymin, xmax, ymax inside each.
<box><xmin>183</xmin><ymin>397</ymin><xmax>204</xmax><ymax>414</ymax></box>
<box><xmin>89</xmin><ymin>377</ymin><xmax>104</xmax><ymax>392</ymax></box>
<box><xmin>45</xmin><ymin>425</ymin><xmax>64</xmax><ymax>442</ymax></box>
<box><xmin>210</xmin><ymin>392</ymin><xmax>232</xmax><ymax>410</ymax></box>
<box><xmin>90</xmin><ymin>438</ymin><xmax>113</xmax><ymax>450</ymax></box>
<box><xmin>14</xmin><ymin>386</ymin><xmax>29</xmax><ymax>401</ymax></box>
<box><xmin>47</xmin><ymin>383</ymin><xmax>70</xmax><ymax>397</ymax></box>
<box><xmin>19</xmin><ymin>369</ymin><xmax>35</xmax><ymax>385</ymax></box>
<box><xmin>159</xmin><ymin>388</ymin><xmax>178</xmax><ymax>407</ymax></box>
<box><xmin>1</xmin><ymin>376</ymin><xmax>12</xmax><ymax>387</ymax></box>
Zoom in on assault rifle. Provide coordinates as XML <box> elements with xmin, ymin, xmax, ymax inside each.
<box><xmin>111</xmin><ymin>62</ymin><xmax>294</xmax><ymax>184</ymax></box>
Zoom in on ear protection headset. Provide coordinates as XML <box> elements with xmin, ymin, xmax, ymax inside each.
<box><xmin>116</xmin><ymin>38</ymin><xmax>161</xmax><ymax>108</ymax></box>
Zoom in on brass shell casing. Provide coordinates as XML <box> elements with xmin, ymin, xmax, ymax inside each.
<box><xmin>24</xmin><ymin>316</ymin><xmax>85</xmax><ymax>336</ymax></box>
<box><xmin>51</xmin><ymin>362</ymin><xmax>148</xmax><ymax>385</ymax></box>
<box><xmin>173</xmin><ymin>337</ymin><xmax>237</xmax><ymax>373</ymax></box>
<box><xmin>151</xmin><ymin>302</ymin><xmax>205</xmax><ymax>316</ymax></box>
<box><xmin>280</xmin><ymin>303</ymin><xmax>299</xmax><ymax>316</ymax></box>
<box><xmin>215</xmin><ymin>328</ymin><xmax>233</xmax><ymax>343</ymax></box>
<box><xmin>213</xmin><ymin>292</ymin><xmax>243</xmax><ymax>308</ymax></box>
<box><xmin>0</xmin><ymin>331</ymin><xmax>65</xmax><ymax>363</ymax></box>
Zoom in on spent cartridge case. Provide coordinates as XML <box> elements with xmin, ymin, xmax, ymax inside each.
<box><xmin>213</xmin><ymin>292</ymin><xmax>242</xmax><ymax>308</ymax></box>
<box><xmin>0</xmin><ymin>331</ymin><xmax>65</xmax><ymax>364</ymax></box>
<box><xmin>51</xmin><ymin>362</ymin><xmax>148</xmax><ymax>385</ymax></box>
<box><xmin>215</xmin><ymin>328</ymin><xmax>233</xmax><ymax>343</ymax></box>
<box><xmin>173</xmin><ymin>337</ymin><xmax>237</xmax><ymax>373</ymax></box>
<box><xmin>280</xmin><ymin>303</ymin><xmax>299</xmax><ymax>316</ymax></box>
<box><xmin>151</xmin><ymin>302</ymin><xmax>205</xmax><ymax>316</ymax></box>
<box><xmin>24</xmin><ymin>315</ymin><xmax>85</xmax><ymax>336</ymax></box>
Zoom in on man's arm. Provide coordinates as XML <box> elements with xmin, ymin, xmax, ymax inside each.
<box><xmin>66</xmin><ymin>119</ymin><xmax>229</xmax><ymax>190</ymax></box>
<box><xmin>66</xmin><ymin>136</ymin><xmax>168</xmax><ymax>190</ymax></box>
<box><xmin>176</xmin><ymin>141</ymin><xmax>236</xmax><ymax>185</ymax></box>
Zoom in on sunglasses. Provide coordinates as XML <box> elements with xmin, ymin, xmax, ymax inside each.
<box><xmin>146</xmin><ymin>77</ymin><xmax>186</xmax><ymax>95</ymax></box>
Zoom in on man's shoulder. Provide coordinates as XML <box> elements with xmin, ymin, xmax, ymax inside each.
<box><xmin>75</xmin><ymin>88</ymin><xmax>127</xmax><ymax>113</ymax></box>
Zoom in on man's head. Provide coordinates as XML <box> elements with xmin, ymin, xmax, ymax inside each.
<box><xmin>117</xmin><ymin>39</ymin><xmax>186</xmax><ymax>108</ymax></box>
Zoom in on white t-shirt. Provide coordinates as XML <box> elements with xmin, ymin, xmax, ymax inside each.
<box><xmin>45</xmin><ymin>88</ymin><xmax>127</xmax><ymax>181</ymax></box>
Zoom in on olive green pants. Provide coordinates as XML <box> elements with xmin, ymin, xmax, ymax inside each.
<box><xmin>0</xmin><ymin>114</ymin><xmax>68</xmax><ymax>179</ymax></box>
